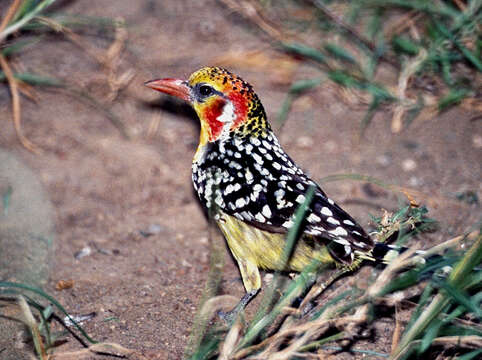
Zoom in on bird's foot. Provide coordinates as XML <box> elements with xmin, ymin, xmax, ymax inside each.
<box><xmin>217</xmin><ymin>289</ymin><xmax>259</xmax><ymax>324</ymax></box>
<box><xmin>217</xmin><ymin>308</ymin><xmax>239</xmax><ymax>324</ymax></box>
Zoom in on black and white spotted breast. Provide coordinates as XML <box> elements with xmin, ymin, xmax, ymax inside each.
<box><xmin>191</xmin><ymin>131</ymin><xmax>373</xmax><ymax>263</ymax></box>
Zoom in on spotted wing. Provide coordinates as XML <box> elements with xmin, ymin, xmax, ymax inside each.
<box><xmin>205</xmin><ymin>136</ymin><xmax>373</xmax><ymax>264</ymax></box>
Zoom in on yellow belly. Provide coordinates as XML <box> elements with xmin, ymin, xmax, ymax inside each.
<box><xmin>216</xmin><ymin>212</ymin><xmax>335</xmax><ymax>292</ymax></box>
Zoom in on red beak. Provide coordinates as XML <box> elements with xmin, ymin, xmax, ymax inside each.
<box><xmin>144</xmin><ymin>78</ymin><xmax>191</xmax><ymax>102</ymax></box>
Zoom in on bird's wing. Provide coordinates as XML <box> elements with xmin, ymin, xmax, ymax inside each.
<box><xmin>219</xmin><ymin>171</ymin><xmax>373</xmax><ymax>264</ymax></box>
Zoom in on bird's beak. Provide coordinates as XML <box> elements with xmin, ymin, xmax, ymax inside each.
<box><xmin>144</xmin><ymin>78</ymin><xmax>191</xmax><ymax>103</ymax></box>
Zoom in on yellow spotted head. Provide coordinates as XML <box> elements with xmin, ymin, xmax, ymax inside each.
<box><xmin>145</xmin><ymin>67</ymin><xmax>269</xmax><ymax>145</ymax></box>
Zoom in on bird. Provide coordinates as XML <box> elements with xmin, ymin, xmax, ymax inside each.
<box><xmin>145</xmin><ymin>67</ymin><xmax>389</xmax><ymax>319</ymax></box>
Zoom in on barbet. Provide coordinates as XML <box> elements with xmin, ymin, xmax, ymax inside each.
<box><xmin>146</xmin><ymin>67</ymin><xmax>383</xmax><ymax>316</ymax></box>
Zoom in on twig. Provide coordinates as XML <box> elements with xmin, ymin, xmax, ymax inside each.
<box><xmin>0</xmin><ymin>0</ymin><xmax>22</xmax><ymax>33</ymax></box>
<box><xmin>452</xmin><ymin>0</ymin><xmax>467</xmax><ymax>11</ymax></box>
<box><xmin>0</xmin><ymin>53</ymin><xmax>40</xmax><ymax>153</ymax></box>
<box><xmin>391</xmin><ymin>48</ymin><xmax>428</xmax><ymax>133</ymax></box>
<box><xmin>391</xmin><ymin>304</ymin><xmax>402</xmax><ymax>355</ymax></box>
<box><xmin>50</xmin><ymin>342</ymin><xmax>141</xmax><ymax>359</ymax></box>
<box><xmin>385</xmin><ymin>11</ymin><xmax>423</xmax><ymax>38</ymax></box>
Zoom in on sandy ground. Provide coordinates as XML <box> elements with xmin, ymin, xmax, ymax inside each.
<box><xmin>0</xmin><ymin>1</ymin><xmax>480</xmax><ymax>359</ymax></box>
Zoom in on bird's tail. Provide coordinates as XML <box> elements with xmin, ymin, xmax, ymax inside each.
<box><xmin>356</xmin><ymin>242</ymin><xmax>429</xmax><ymax>265</ymax></box>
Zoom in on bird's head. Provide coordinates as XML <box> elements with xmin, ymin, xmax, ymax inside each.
<box><xmin>146</xmin><ymin>67</ymin><xmax>269</xmax><ymax>148</ymax></box>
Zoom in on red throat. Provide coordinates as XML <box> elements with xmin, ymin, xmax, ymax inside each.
<box><xmin>229</xmin><ymin>90</ymin><xmax>249</xmax><ymax>129</ymax></box>
<box><xmin>202</xmin><ymin>98</ymin><xmax>226</xmax><ymax>141</ymax></box>
<box><xmin>201</xmin><ymin>91</ymin><xmax>249</xmax><ymax>141</ymax></box>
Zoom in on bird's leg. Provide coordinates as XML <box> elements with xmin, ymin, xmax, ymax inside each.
<box><xmin>218</xmin><ymin>288</ymin><xmax>259</xmax><ymax>323</ymax></box>
<box><xmin>299</xmin><ymin>267</ymin><xmax>353</xmax><ymax>315</ymax></box>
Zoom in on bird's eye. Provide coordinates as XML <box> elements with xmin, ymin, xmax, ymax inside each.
<box><xmin>199</xmin><ymin>85</ymin><xmax>213</xmax><ymax>97</ymax></box>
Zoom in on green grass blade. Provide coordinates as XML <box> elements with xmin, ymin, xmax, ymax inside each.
<box><xmin>392</xmin><ymin>36</ymin><xmax>420</xmax><ymax>56</ymax></box>
<box><xmin>11</xmin><ymin>0</ymin><xmax>40</xmax><ymax>23</ymax></box>
<box><xmin>324</xmin><ymin>43</ymin><xmax>358</xmax><ymax>65</ymax></box>
<box><xmin>432</xmin><ymin>19</ymin><xmax>482</xmax><ymax>72</ymax></box>
<box><xmin>0</xmin><ymin>0</ymin><xmax>58</xmax><ymax>43</ymax></box>
<box><xmin>1</xmin><ymin>37</ymin><xmax>43</xmax><ymax>56</ymax></box>
<box><xmin>434</xmin><ymin>280</ymin><xmax>482</xmax><ymax>318</ymax></box>
<box><xmin>457</xmin><ymin>348</ymin><xmax>482</xmax><ymax>360</ymax></box>
<box><xmin>277</xmin><ymin>78</ymin><xmax>323</xmax><ymax>132</ymax></box>
<box><xmin>0</xmin><ymin>281</ymin><xmax>97</xmax><ymax>344</ymax></box>
<box><xmin>392</xmin><ymin>235</ymin><xmax>481</xmax><ymax>357</ymax></box>
<box><xmin>281</xmin><ymin>42</ymin><xmax>328</xmax><ymax>65</ymax></box>
<box><xmin>0</xmin><ymin>71</ymin><xmax>64</xmax><ymax>87</ymax></box>
<box><xmin>438</xmin><ymin>88</ymin><xmax>471</xmax><ymax>111</ymax></box>
<box><xmin>289</xmin><ymin>78</ymin><xmax>323</xmax><ymax>94</ymax></box>
<box><xmin>419</xmin><ymin>317</ymin><xmax>443</xmax><ymax>353</ymax></box>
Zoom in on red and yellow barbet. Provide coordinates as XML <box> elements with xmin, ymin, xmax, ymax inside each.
<box><xmin>146</xmin><ymin>67</ymin><xmax>378</xmax><ymax>317</ymax></box>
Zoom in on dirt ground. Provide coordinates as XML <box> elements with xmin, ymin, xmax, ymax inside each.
<box><xmin>1</xmin><ymin>0</ymin><xmax>481</xmax><ymax>359</ymax></box>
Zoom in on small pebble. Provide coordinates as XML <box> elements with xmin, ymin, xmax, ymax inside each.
<box><xmin>324</xmin><ymin>140</ymin><xmax>336</xmax><ymax>152</ymax></box>
<box><xmin>409</xmin><ymin>176</ymin><xmax>421</xmax><ymax>187</ymax></box>
<box><xmin>376</xmin><ymin>154</ymin><xmax>392</xmax><ymax>167</ymax></box>
<box><xmin>181</xmin><ymin>259</ymin><xmax>192</xmax><ymax>268</ymax></box>
<box><xmin>472</xmin><ymin>134</ymin><xmax>482</xmax><ymax>148</ymax></box>
<box><xmin>74</xmin><ymin>246</ymin><xmax>91</xmax><ymax>259</ymax></box>
<box><xmin>402</xmin><ymin>158</ymin><xmax>417</xmax><ymax>172</ymax></box>
<box><xmin>139</xmin><ymin>224</ymin><xmax>163</xmax><ymax>237</ymax></box>
<box><xmin>296</xmin><ymin>136</ymin><xmax>314</xmax><ymax>148</ymax></box>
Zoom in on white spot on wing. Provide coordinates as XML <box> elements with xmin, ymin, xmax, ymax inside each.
<box><xmin>252</xmin><ymin>153</ymin><xmax>263</xmax><ymax>165</ymax></box>
<box><xmin>235</xmin><ymin>198</ymin><xmax>245</xmax><ymax>208</ymax></box>
<box><xmin>307</xmin><ymin>213</ymin><xmax>321</xmax><ymax>223</ymax></box>
<box><xmin>330</xmin><ymin>227</ymin><xmax>348</xmax><ymax>237</ymax></box>
<box><xmin>262</xmin><ymin>205</ymin><xmax>272</xmax><ymax>218</ymax></box>
<box><xmin>327</xmin><ymin>217</ymin><xmax>340</xmax><ymax>225</ymax></box>
<box><xmin>250</xmin><ymin>137</ymin><xmax>261</xmax><ymax>146</ymax></box>
<box><xmin>253</xmin><ymin>184</ymin><xmax>263</xmax><ymax>192</ymax></box>
<box><xmin>344</xmin><ymin>245</ymin><xmax>351</xmax><ymax>255</ymax></box>
<box><xmin>320</xmin><ymin>207</ymin><xmax>333</xmax><ymax>216</ymax></box>
<box><xmin>255</xmin><ymin>213</ymin><xmax>265</xmax><ymax>222</ymax></box>
<box><xmin>283</xmin><ymin>219</ymin><xmax>294</xmax><ymax>228</ymax></box>
<box><xmin>334</xmin><ymin>238</ymin><xmax>350</xmax><ymax>246</ymax></box>
<box><xmin>296</xmin><ymin>194</ymin><xmax>306</xmax><ymax>203</ymax></box>
<box><xmin>245</xmin><ymin>169</ymin><xmax>253</xmax><ymax>183</ymax></box>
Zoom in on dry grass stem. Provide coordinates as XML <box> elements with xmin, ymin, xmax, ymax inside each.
<box><xmin>50</xmin><ymin>342</ymin><xmax>140</xmax><ymax>359</ymax></box>
<box><xmin>392</xmin><ymin>49</ymin><xmax>428</xmax><ymax>133</ymax></box>
<box><xmin>391</xmin><ymin>304</ymin><xmax>402</xmax><ymax>355</ymax></box>
<box><xmin>219</xmin><ymin>0</ymin><xmax>288</xmax><ymax>42</ymax></box>
<box><xmin>422</xmin><ymin>230</ymin><xmax>479</xmax><ymax>258</ymax></box>
<box><xmin>37</xmin><ymin>16</ymin><xmax>134</xmax><ymax>102</ymax></box>
<box><xmin>219</xmin><ymin>316</ymin><xmax>243</xmax><ymax>360</ymax></box>
<box><xmin>198</xmin><ymin>295</ymin><xmax>239</xmax><ymax>322</ymax></box>
<box><xmin>385</xmin><ymin>11</ymin><xmax>423</xmax><ymax>38</ymax></box>
<box><xmin>0</xmin><ymin>0</ymin><xmax>22</xmax><ymax>33</ymax></box>
<box><xmin>18</xmin><ymin>295</ymin><xmax>47</xmax><ymax>359</ymax></box>
<box><xmin>452</xmin><ymin>0</ymin><xmax>467</xmax><ymax>11</ymax></box>
<box><xmin>0</xmin><ymin>53</ymin><xmax>40</xmax><ymax>153</ymax></box>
